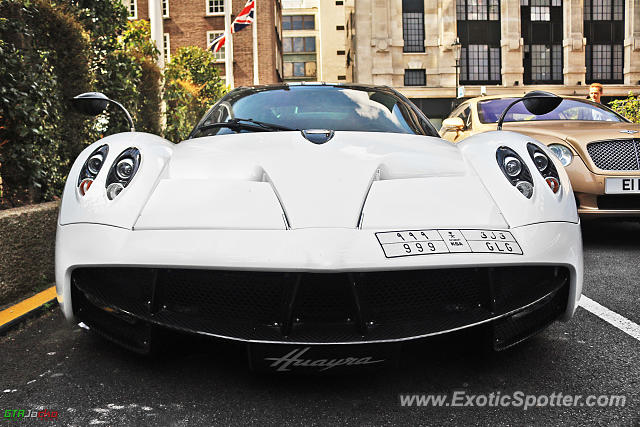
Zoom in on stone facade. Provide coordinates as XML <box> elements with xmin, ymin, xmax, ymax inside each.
<box><xmin>127</xmin><ymin>0</ymin><xmax>283</xmax><ymax>87</ymax></box>
<box><xmin>282</xmin><ymin>0</ymin><xmax>354</xmax><ymax>82</ymax></box>
<box><xmin>353</xmin><ymin>0</ymin><xmax>640</xmax><ymax>106</ymax></box>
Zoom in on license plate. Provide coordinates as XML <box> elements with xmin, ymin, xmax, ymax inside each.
<box><xmin>375</xmin><ymin>229</ymin><xmax>523</xmax><ymax>258</ymax></box>
<box><xmin>605</xmin><ymin>177</ymin><xmax>640</xmax><ymax>194</ymax></box>
<box><xmin>247</xmin><ymin>343</ymin><xmax>399</xmax><ymax>373</ymax></box>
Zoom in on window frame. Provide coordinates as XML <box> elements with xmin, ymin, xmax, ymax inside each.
<box><xmin>162</xmin><ymin>0</ymin><xmax>169</xmax><ymax>18</ymax></box>
<box><xmin>163</xmin><ymin>33</ymin><xmax>170</xmax><ymax>64</ymax></box>
<box><xmin>206</xmin><ymin>0</ymin><xmax>225</xmax><ymax>16</ymax></box>
<box><xmin>127</xmin><ymin>0</ymin><xmax>137</xmax><ymax>20</ymax></box>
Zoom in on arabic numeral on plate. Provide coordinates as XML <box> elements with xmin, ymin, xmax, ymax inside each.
<box><xmin>428</xmin><ymin>242</ymin><xmax>436</xmax><ymax>251</ymax></box>
<box><xmin>420</xmin><ymin>232</ymin><xmax>429</xmax><ymax>240</ymax></box>
<box><xmin>408</xmin><ymin>232</ymin><xmax>417</xmax><ymax>240</ymax></box>
<box><xmin>403</xmin><ymin>243</ymin><xmax>411</xmax><ymax>253</ymax></box>
<box><xmin>505</xmin><ymin>242</ymin><xmax>513</xmax><ymax>252</ymax></box>
<box><xmin>486</xmin><ymin>242</ymin><xmax>495</xmax><ymax>251</ymax></box>
<box><xmin>397</xmin><ymin>232</ymin><xmax>405</xmax><ymax>241</ymax></box>
<box><xmin>416</xmin><ymin>243</ymin><xmax>424</xmax><ymax>252</ymax></box>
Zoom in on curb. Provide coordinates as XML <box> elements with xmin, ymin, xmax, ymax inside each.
<box><xmin>0</xmin><ymin>286</ymin><xmax>58</xmax><ymax>335</ymax></box>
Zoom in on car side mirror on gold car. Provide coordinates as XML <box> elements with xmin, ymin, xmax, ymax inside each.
<box><xmin>441</xmin><ymin>117</ymin><xmax>465</xmax><ymax>132</ymax></box>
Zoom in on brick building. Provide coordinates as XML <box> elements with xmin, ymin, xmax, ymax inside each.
<box><xmin>125</xmin><ymin>0</ymin><xmax>284</xmax><ymax>87</ymax></box>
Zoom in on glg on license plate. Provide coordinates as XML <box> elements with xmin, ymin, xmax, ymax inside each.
<box><xmin>605</xmin><ymin>177</ymin><xmax>640</xmax><ymax>194</ymax></box>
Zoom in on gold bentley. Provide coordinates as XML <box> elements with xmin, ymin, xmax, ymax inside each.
<box><xmin>440</xmin><ymin>95</ymin><xmax>640</xmax><ymax>217</ymax></box>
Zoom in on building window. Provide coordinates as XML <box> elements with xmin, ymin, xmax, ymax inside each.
<box><xmin>457</xmin><ymin>0</ymin><xmax>500</xmax><ymax>20</ymax></box>
<box><xmin>522</xmin><ymin>0</ymin><xmax>562</xmax><ymax>83</ymax></box>
<box><xmin>404</xmin><ymin>69</ymin><xmax>426</xmax><ymax>86</ymax></box>
<box><xmin>337</xmin><ymin>50</ymin><xmax>345</xmax><ymax>55</ymax></box>
<box><xmin>460</xmin><ymin>45</ymin><xmax>501</xmax><ymax>83</ymax></box>
<box><xmin>282</xmin><ymin>15</ymin><xmax>315</xmax><ymax>30</ymax></box>
<box><xmin>162</xmin><ymin>0</ymin><xmax>169</xmax><ymax>18</ymax></box>
<box><xmin>337</xmin><ymin>75</ymin><xmax>346</xmax><ymax>80</ymax></box>
<box><xmin>402</xmin><ymin>0</ymin><xmax>424</xmax><ymax>53</ymax></box>
<box><xmin>207</xmin><ymin>0</ymin><xmax>224</xmax><ymax>15</ymax></box>
<box><xmin>336</xmin><ymin>25</ymin><xmax>345</xmax><ymax>30</ymax></box>
<box><xmin>336</xmin><ymin>1</ymin><xmax>344</xmax><ymax>4</ymax></box>
<box><xmin>284</xmin><ymin>61</ymin><xmax>317</xmax><ymax>78</ymax></box>
<box><xmin>163</xmin><ymin>33</ymin><xmax>170</xmax><ymax>64</ymax></box>
<box><xmin>207</xmin><ymin>31</ymin><xmax>225</xmax><ymax>62</ymax></box>
<box><xmin>458</xmin><ymin>0</ymin><xmax>501</xmax><ymax>84</ymax></box>
<box><xmin>127</xmin><ymin>0</ymin><xmax>137</xmax><ymax>19</ymax></box>
<box><xmin>283</xmin><ymin>36</ymin><xmax>316</xmax><ymax>53</ymax></box>
<box><xmin>584</xmin><ymin>0</ymin><xmax>624</xmax><ymax>82</ymax></box>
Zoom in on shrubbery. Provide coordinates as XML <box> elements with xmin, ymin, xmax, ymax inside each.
<box><xmin>0</xmin><ymin>0</ymin><xmax>163</xmax><ymax>207</ymax></box>
<box><xmin>163</xmin><ymin>46</ymin><xmax>227</xmax><ymax>142</ymax></box>
<box><xmin>609</xmin><ymin>93</ymin><xmax>640</xmax><ymax>124</ymax></box>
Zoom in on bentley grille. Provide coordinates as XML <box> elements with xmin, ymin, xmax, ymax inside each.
<box><xmin>586</xmin><ymin>139</ymin><xmax>640</xmax><ymax>171</ymax></box>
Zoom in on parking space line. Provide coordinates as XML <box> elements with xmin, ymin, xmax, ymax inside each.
<box><xmin>579</xmin><ymin>295</ymin><xmax>640</xmax><ymax>342</ymax></box>
<box><xmin>0</xmin><ymin>286</ymin><xmax>57</xmax><ymax>331</ymax></box>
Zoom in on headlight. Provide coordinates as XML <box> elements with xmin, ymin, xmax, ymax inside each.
<box><xmin>78</xmin><ymin>144</ymin><xmax>109</xmax><ymax>195</ymax></box>
<box><xmin>548</xmin><ymin>144</ymin><xmax>573</xmax><ymax>166</ymax></box>
<box><xmin>105</xmin><ymin>147</ymin><xmax>141</xmax><ymax>200</ymax></box>
<box><xmin>87</xmin><ymin>154</ymin><xmax>104</xmax><ymax>175</ymax></box>
<box><xmin>496</xmin><ymin>147</ymin><xmax>534</xmax><ymax>199</ymax></box>
<box><xmin>532</xmin><ymin>152</ymin><xmax>549</xmax><ymax>171</ymax></box>
<box><xmin>503</xmin><ymin>157</ymin><xmax>522</xmax><ymax>177</ymax></box>
<box><xmin>527</xmin><ymin>143</ymin><xmax>561</xmax><ymax>194</ymax></box>
<box><xmin>115</xmin><ymin>158</ymin><xmax>135</xmax><ymax>180</ymax></box>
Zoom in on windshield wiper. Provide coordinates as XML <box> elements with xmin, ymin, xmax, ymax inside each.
<box><xmin>194</xmin><ymin>118</ymin><xmax>298</xmax><ymax>135</ymax></box>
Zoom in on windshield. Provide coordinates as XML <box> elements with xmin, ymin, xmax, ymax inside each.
<box><xmin>191</xmin><ymin>85</ymin><xmax>436</xmax><ymax>138</ymax></box>
<box><xmin>478</xmin><ymin>98</ymin><xmax>625</xmax><ymax>124</ymax></box>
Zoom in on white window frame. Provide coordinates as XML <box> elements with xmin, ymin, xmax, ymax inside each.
<box><xmin>207</xmin><ymin>31</ymin><xmax>226</xmax><ymax>62</ymax></box>
<box><xmin>206</xmin><ymin>0</ymin><xmax>225</xmax><ymax>16</ymax></box>
<box><xmin>127</xmin><ymin>0</ymin><xmax>137</xmax><ymax>19</ymax></box>
<box><xmin>162</xmin><ymin>0</ymin><xmax>170</xmax><ymax>18</ymax></box>
<box><xmin>163</xmin><ymin>33</ymin><xmax>171</xmax><ymax>64</ymax></box>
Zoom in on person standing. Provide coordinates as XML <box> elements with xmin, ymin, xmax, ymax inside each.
<box><xmin>589</xmin><ymin>83</ymin><xmax>603</xmax><ymax>103</ymax></box>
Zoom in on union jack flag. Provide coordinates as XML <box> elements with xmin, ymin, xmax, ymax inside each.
<box><xmin>208</xmin><ymin>0</ymin><xmax>255</xmax><ymax>53</ymax></box>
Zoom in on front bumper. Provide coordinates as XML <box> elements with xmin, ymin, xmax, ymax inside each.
<box><xmin>56</xmin><ymin>222</ymin><xmax>583</xmax><ymax>350</ymax></box>
<box><xmin>566</xmin><ymin>156</ymin><xmax>640</xmax><ymax>217</ymax></box>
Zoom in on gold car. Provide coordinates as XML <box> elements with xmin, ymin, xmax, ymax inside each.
<box><xmin>440</xmin><ymin>95</ymin><xmax>640</xmax><ymax>217</ymax></box>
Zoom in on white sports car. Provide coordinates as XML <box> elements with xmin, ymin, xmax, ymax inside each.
<box><xmin>56</xmin><ymin>84</ymin><xmax>582</xmax><ymax>371</ymax></box>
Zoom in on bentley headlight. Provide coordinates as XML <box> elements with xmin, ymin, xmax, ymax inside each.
<box><xmin>548</xmin><ymin>144</ymin><xmax>573</xmax><ymax>166</ymax></box>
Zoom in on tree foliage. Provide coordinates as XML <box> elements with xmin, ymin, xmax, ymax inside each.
<box><xmin>0</xmin><ymin>0</ymin><xmax>162</xmax><ymax>207</ymax></box>
<box><xmin>163</xmin><ymin>46</ymin><xmax>227</xmax><ymax>142</ymax></box>
<box><xmin>609</xmin><ymin>93</ymin><xmax>640</xmax><ymax>124</ymax></box>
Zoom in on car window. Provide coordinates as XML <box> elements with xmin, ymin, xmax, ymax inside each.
<box><xmin>194</xmin><ymin>86</ymin><xmax>437</xmax><ymax>137</ymax></box>
<box><xmin>477</xmin><ymin>98</ymin><xmax>625</xmax><ymax>123</ymax></box>
<box><xmin>457</xmin><ymin>106</ymin><xmax>471</xmax><ymax>128</ymax></box>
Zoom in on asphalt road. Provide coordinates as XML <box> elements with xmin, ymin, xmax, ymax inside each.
<box><xmin>1</xmin><ymin>220</ymin><xmax>639</xmax><ymax>426</ymax></box>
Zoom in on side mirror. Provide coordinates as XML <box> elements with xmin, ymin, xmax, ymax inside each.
<box><xmin>522</xmin><ymin>90</ymin><xmax>563</xmax><ymax>116</ymax></box>
<box><xmin>496</xmin><ymin>91</ymin><xmax>562</xmax><ymax>130</ymax></box>
<box><xmin>71</xmin><ymin>92</ymin><xmax>135</xmax><ymax>132</ymax></box>
<box><xmin>441</xmin><ymin>117</ymin><xmax>465</xmax><ymax>132</ymax></box>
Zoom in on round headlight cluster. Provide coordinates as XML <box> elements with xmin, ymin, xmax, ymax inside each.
<box><xmin>496</xmin><ymin>147</ymin><xmax>534</xmax><ymax>199</ymax></box>
<box><xmin>527</xmin><ymin>143</ymin><xmax>562</xmax><ymax>194</ymax></box>
<box><xmin>516</xmin><ymin>181</ymin><xmax>534</xmax><ymax>198</ymax></box>
<box><xmin>78</xmin><ymin>144</ymin><xmax>109</xmax><ymax>194</ymax></box>
<box><xmin>548</xmin><ymin>144</ymin><xmax>573</xmax><ymax>166</ymax></box>
<box><xmin>105</xmin><ymin>147</ymin><xmax>141</xmax><ymax>200</ymax></box>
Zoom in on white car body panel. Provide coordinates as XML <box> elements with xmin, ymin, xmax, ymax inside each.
<box><xmin>56</xmin><ymin>123</ymin><xmax>583</xmax><ymax>346</ymax></box>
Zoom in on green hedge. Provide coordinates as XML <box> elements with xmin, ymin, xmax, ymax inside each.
<box><xmin>0</xmin><ymin>0</ymin><xmax>162</xmax><ymax>207</ymax></box>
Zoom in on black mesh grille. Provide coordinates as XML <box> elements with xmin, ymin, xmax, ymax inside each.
<box><xmin>72</xmin><ymin>266</ymin><xmax>569</xmax><ymax>344</ymax></box>
<box><xmin>586</xmin><ymin>139</ymin><xmax>640</xmax><ymax>171</ymax></box>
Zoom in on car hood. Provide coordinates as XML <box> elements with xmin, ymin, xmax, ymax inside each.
<box><xmin>501</xmin><ymin>121</ymin><xmax>640</xmax><ymax>146</ymax></box>
<box><xmin>133</xmin><ymin>131</ymin><xmax>507</xmax><ymax>230</ymax></box>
